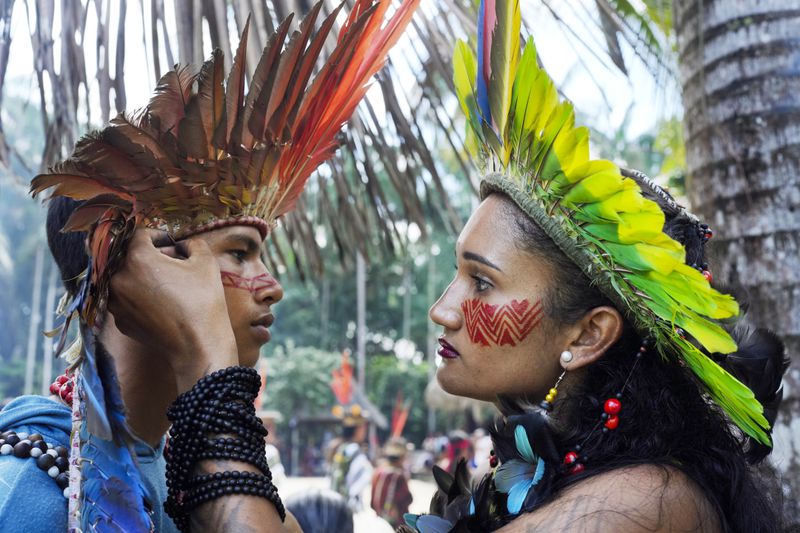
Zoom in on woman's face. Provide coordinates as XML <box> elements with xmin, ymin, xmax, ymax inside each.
<box><xmin>429</xmin><ymin>195</ymin><xmax>568</xmax><ymax>402</ymax></box>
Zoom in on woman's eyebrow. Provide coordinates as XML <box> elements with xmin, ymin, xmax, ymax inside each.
<box><xmin>462</xmin><ymin>251</ymin><xmax>502</xmax><ymax>272</ymax></box>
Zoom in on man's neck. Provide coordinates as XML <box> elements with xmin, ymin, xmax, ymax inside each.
<box><xmin>99</xmin><ymin>315</ymin><xmax>177</xmax><ymax>447</ymax></box>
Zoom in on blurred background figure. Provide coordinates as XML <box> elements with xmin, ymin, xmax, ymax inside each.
<box><xmin>285</xmin><ymin>489</ymin><xmax>354</xmax><ymax>533</ymax></box>
<box><xmin>371</xmin><ymin>437</ymin><xmax>413</xmax><ymax>528</ymax></box>
<box><xmin>258</xmin><ymin>409</ymin><xmax>287</xmax><ymax>490</ymax></box>
<box><xmin>470</xmin><ymin>428</ymin><xmax>493</xmax><ymax>479</ymax></box>
<box><xmin>437</xmin><ymin>430</ymin><xmax>473</xmax><ymax>474</ymax></box>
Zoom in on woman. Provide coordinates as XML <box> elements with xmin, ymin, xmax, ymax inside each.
<box><xmin>403</xmin><ymin>2</ymin><xmax>788</xmax><ymax>532</ymax></box>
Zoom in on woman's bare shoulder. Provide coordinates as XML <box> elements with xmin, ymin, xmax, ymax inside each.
<box><xmin>496</xmin><ymin>464</ymin><xmax>720</xmax><ymax>533</ymax></box>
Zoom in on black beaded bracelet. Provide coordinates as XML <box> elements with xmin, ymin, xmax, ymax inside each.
<box><xmin>164</xmin><ymin>366</ymin><xmax>284</xmax><ymax>532</ymax></box>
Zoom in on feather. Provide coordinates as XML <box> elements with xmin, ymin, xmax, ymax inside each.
<box><xmin>213</xmin><ymin>16</ymin><xmax>251</xmax><ymax>150</ymax></box>
<box><xmin>78</xmin><ymin>326</ymin><xmax>152</xmax><ymax>532</ymax></box>
<box><xmin>146</xmin><ymin>65</ymin><xmax>199</xmax><ymax>135</ymax></box>
<box><xmin>179</xmin><ymin>50</ymin><xmax>224</xmax><ymax>159</ymax></box>
<box><xmin>241</xmin><ymin>15</ymin><xmax>295</xmax><ymax>148</ymax></box>
<box><xmin>476</xmin><ymin>0</ymin><xmax>491</xmax><ymax>123</ymax></box>
<box><xmin>488</xmin><ymin>0</ymin><xmax>520</xmax><ymax>152</ymax></box>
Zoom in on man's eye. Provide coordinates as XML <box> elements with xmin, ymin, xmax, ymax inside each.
<box><xmin>230</xmin><ymin>250</ymin><xmax>247</xmax><ymax>261</ymax></box>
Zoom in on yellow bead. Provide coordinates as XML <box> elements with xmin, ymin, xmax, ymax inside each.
<box><xmin>548</xmin><ymin>388</ymin><xmax>558</xmax><ymax>397</ymax></box>
<box><xmin>545</xmin><ymin>394</ymin><xmax>555</xmax><ymax>403</ymax></box>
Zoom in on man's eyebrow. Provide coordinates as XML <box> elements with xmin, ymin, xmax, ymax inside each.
<box><xmin>462</xmin><ymin>251</ymin><xmax>502</xmax><ymax>272</ymax></box>
<box><xmin>223</xmin><ymin>233</ymin><xmax>261</xmax><ymax>253</ymax></box>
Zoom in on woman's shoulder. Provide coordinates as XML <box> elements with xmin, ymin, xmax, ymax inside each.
<box><xmin>497</xmin><ymin>464</ymin><xmax>720</xmax><ymax>533</ymax></box>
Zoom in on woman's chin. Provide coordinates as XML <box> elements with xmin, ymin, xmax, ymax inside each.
<box><xmin>436</xmin><ymin>369</ymin><xmax>489</xmax><ymax>401</ymax></box>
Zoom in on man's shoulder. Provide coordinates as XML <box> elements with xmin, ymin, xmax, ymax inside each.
<box><xmin>0</xmin><ymin>449</ymin><xmax>68</xmax><ymax>530</ymax></box>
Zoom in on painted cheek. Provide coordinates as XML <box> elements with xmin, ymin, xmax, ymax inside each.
<box><xmin>220</xmin><ymin>271</ymin><xmax>279</xmax><ymax>295</ymax></box>
<box><xmin>461</xmin><ymin>298</ymin><xmax>543</xmax><ymax>347</ymax></box>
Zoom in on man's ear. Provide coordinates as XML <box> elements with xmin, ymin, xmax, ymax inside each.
<box><xmin>562</xmin><ymin>306</ymin><xmax>623</xmax><ymax>370</ymax></box>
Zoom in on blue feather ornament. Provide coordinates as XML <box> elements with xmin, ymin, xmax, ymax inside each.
<box><xmin>475</xmin><ymin>0</ymin><xmax>492</xmax><ymax>124</ymax></box>
<box><xmin>76</xmin><ymin>325</ymin><xmax>153</xmax><ymax>532</ymax></box>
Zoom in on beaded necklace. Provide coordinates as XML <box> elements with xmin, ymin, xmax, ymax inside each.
<box><xmin>0</xmin><ymin>371</ymin><xmax>76</xmax><ymax>498</ymax></box>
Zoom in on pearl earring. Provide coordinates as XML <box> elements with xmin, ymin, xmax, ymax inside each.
<box><xmin>560</xmin><ymin>350</ymin><xmax>573</xmax><ymax>364</ymax></box>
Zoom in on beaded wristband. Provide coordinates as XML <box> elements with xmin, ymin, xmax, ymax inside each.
<box><xmin>164</xmin><ymin>366</ymin><xmax>284</xmax><ymax>531</ymax></box>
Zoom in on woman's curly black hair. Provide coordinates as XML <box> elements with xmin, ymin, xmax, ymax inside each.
<box><xmin>488</xmin><ymin>173</ymin><xmax>790</xmax><ymax>532</ymax></box>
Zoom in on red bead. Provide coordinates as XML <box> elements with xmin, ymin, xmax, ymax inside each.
<box><xmin>604</xmin><ymin>415</ymin><xmax>619</xmax><ymax>430</ymax></box>
<box><xmin>570</xmin><ymin>463</ymin><xmax>585</xmax><ymax>474</ymax></box>
<box><xmin>56</xmin><ymin>375</ymin><xmax>69</xmax><ymax>385</ymax></box>
<box><xmin>49</xmin><ymin>383</ymin><xmax>60</xmax><ymax>395</ymax></box>
<box><xmin>64</xmin><ymin>392</ymin><xmax>73</xmax><ymax>405</ymax></box>
<box><xmin>604</xmin><ymin>398</ymin><xmax>621</xmax><ymax>415</ymax></box>
<box><xmin>706</xmin><ymin>230</ymin><xmax>713</xmax><ymax>239</ymax></box>
<box><xmin>563</xmin><ymin>451</ymin><xmax>579</xmax><ymax>465</ymax></box>
<box><xmin>702</xmin><ymin>270</ymin><xmax>713</xmax><ymax>283</ymax></box>
<box><xmin>489</xmin><ymin>455</ymin><xmax>499</xmax><ymax>468</ymax></box>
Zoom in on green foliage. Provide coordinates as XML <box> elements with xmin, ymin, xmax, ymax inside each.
<box><xmin>261</xmin><ymin>342</ymin><xmax>341</xmax><ymax>423</ymax></box>
<box><xmin>653</xmin><ymin>117</ymin><xmax>686</xmax><ymax>195</ymax></box>
<box><xmin>366</xmin><ymin>355</ymin><xmax>430</xmax><ymax>445</ymax></box>
<box><xmin>0</xmin><ymin>358</ymin><xmax>28</xmax><ymax>400</ymax></box>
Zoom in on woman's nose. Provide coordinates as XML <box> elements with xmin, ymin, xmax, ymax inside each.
<box><xmin>429</xmin><ymin>282</ymin><xmax>461</xmax><ymax>331</ymax></box>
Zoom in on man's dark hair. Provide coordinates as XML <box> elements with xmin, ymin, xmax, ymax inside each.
<box><xmin>285</xmin><ymin>489</ymin><xmax>353</xmax><ymax>533</ymax></box>
<box><xmin>46</xmin><ymin>197</ymin><xmax>88</xmax><ymax>296</ymax></box>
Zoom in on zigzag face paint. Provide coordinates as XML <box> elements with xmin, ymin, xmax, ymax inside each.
<box><xmin>220</xmin><ymin>271</ymin><xmax>279</xmax><ymax>295</ymax></box>
<box><xmin>461</xmin><ymin>298</ymin><xmax>543</xmax><ymax>347</ymax></box>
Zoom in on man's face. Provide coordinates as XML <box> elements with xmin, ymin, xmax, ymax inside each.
<box><xmin>190</xmin><ymin>225</ymin><xmax>283</xmax><ymax>367</ymax></box>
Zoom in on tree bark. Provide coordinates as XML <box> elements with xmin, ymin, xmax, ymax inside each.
<box><xmin>674</xmin><ymin>0</ymin><xmax>800</xmax><ymax>525</ymax></box>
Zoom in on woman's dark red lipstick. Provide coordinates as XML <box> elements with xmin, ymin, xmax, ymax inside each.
<box><xmin>438</xmin><ymin>337</ymin><xmax>460</xmax><ymax>359</ymax></box>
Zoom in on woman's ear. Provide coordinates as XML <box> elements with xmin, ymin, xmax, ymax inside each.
<box><xmin>562</xmin><ymin>306</ymin><xmax>623</xmax><ymax>370</ymax></box>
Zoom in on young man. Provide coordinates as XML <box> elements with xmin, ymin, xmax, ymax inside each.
<box><xmin>2</xmin><ymin>0</ymin><xmax>419</xmax><ymax>530</ymax></box>
<box><xmin>0</xmin><ymin>195</ymin><xmax>286</xmax><ymax>531</ymax></box>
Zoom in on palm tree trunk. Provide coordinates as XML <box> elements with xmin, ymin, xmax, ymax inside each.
<box><xmin>674</xmin><ymin>1</ymin><xmax>800</xmax><ymax>525</ymax></box>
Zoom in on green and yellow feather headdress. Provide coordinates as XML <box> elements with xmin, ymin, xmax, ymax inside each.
<box><xmin>454</xmin><ymin>0</ymin><xmax>770</xmax><ymax>444</ymax></box>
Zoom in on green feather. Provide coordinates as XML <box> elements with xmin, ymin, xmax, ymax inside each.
<box><xmin>489</xmin><ymin>0</ymin><xmax>521</xmax><ymax>157</ymax></box>
<box><xmin>456</xmin><ymin>12</ymin><xmax>766</xmax><ymax>443</ymax></box>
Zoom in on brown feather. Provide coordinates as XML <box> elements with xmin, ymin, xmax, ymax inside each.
<box><xmin>283</xmin><ymin>4</ymin><xmax>343</xmax><ymax>130</ymax></box>
<box><xmin>212</xmin><ymin>16</ymin><xmax>251</xmax><ymax>151</ymax></box>
<box><xmin>146</xmin><ymin>65</ymin><xmax>199</xmax><ymax>134</ymax></box>
<box><xmin>263</xmin><ymin>2</ymin><xmax>323</xmax><ymax>141</ymax></box>
<box><xmin>242</xmin><ymin>15</ymin><xmax>295</xmax><ymax>147</ymax></box>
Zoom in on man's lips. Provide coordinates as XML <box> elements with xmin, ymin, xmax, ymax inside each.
<box><xmin>250</xmin><ymin>314</ymin><xmax>274</xmax><ymax>343</ymax></box>
<box><xmin>438</xmin><ymin>337</ymin><xmax>460</xmax><ymax>359</ymax></box>
<box><xmin>251</xmin><ymin>314</ymin><xmax>274</xmax><ymax>328</ymax></box>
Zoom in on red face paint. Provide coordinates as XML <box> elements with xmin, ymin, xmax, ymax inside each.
<box><xmin>461</xmin><ymin>298</ymin><xmax>543</xmax><ymax>347</ymax></box>
<box><xmin>220</xmin><ymin>271</ymin><xmax>278</xmax><ymax>295</ymax></box>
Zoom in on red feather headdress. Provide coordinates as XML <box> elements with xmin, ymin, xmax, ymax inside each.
<box><xmin>31</xmin><ymin>0</ymin><xmax>419</xmax><ymax>326</ymax></box>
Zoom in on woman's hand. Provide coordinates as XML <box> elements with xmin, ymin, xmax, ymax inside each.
<box><xmin>107</xmin><ymin>229</ymin><xmax>238</xmax><ymax>392</ymax></box>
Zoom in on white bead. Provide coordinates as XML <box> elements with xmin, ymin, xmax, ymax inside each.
<box><xmin>560</xmin><ymin>350</ymin><xmax>574</xmax><ymax>363</ymax></box>
<box><xmin>46</xmin><ymin>449</ymin><xmax>58</xmax><ymax>458</ymax></box>
<box><xmin>63</xmin><ymin>487</ymin><xmax>70</xmax><ymax>499</ymax></box>
<box><xmin>46</xmin><ymin>443</ymin><xmax>54</xmax><ymax>449</ymax></box>
<box><xmin>0</xmin><ymin>444</ymin><xmax>12</xmax><ymax>455</ymax></box>
<box><xmin>16</xmin><ymin>432</ymin><xmax>28</xmax><ymax>440</ymax></box>
<box><xmin>48</xmin><ymin>466</ymin><xmax>60</xmax><ymax>478</ymax></box>
<box><xmin>30</xmin><ymin>447</ymin><xmax>43</xmax><ymax>458</ymax></box>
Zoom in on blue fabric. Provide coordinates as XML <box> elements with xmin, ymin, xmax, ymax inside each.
<box><xmin>0</xmin><ymin>395</ymin><xmax>178</xmax><ymax>533</ymax></box>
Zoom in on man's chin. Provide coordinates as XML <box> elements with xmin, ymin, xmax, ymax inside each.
<box><xmin>238</xmin><ymin>349</ymin><xmax>261</xmax><ymax>368</ymax></box>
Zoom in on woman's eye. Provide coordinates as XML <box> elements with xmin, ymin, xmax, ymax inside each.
<box><xmin>472</xmin><ymin>276</ymin><xmax>491</xmax><ymax>292</ymax></box>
